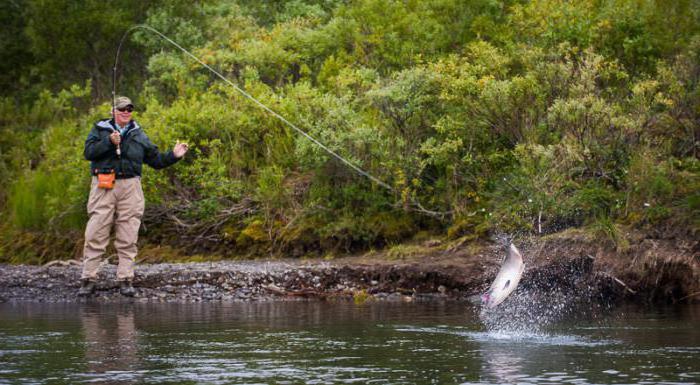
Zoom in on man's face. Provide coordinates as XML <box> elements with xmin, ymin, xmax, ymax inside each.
<box><xmin>113</xmin><ymin>106</ymin><xmax>133</xmax><ymax>126</ymax></box>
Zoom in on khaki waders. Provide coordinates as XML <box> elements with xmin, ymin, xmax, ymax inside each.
<box><xmin>81</xmin><ymin>176</ymin><xmax>145</xmax><ymax>281</ymax></box>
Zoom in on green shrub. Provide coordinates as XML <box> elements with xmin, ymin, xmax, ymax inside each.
<box><xmin>572</xmin><ymin>182</ymin><xmax>620</xmax><ymax>220</ymax></box>
<box><xmin>589</xmin><ymin>215</ymin><xmax>629</xmax><ymax>251</ymax></box>
<box><xmin>2</xmin><ymin>1</ymin><xmax>699</xmax><ymax>263</ymax></box>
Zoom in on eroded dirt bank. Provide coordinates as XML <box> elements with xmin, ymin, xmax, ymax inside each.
<box><xmin>0</xmin><ymin>230</ymin><xmax>697</xmax><ymax>304</ymax></box>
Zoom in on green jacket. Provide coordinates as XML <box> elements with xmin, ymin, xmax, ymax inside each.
<box><xmin>84</xmin><ymin>119</ymin><xmax>180</xmax><ymax>178</ymax></box>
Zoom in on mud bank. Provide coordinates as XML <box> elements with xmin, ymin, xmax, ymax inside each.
<box><xmin>0</xmin><ymin>231</ymin><xmax>697</xmax><ymax>304</ymax></box>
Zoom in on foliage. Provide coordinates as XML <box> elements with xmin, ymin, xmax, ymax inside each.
<box><xmin>1</xmin><ymin>0</ymin><xmax>699</xmax><ymax>263</ymax></box>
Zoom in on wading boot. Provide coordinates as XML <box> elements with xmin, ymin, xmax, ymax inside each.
<box><xmin>78</xmin><ymin>280</ymin><xmax>95</xmax><ymax>297</ymax></box>
<box><xmin>119</xmin><ymin>280</ymin><xmax>136</xmax><ymax>297</ymax></box>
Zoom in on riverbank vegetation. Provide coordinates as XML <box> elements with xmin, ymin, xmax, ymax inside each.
<box><xmin>1</xmin><ymin>0</ymin><xmax>698</xmax><ymax>264</ymax></box>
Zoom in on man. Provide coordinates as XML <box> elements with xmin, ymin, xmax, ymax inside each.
<box><xmin>78</xmin><ymin>96</ymin><xmax>188</xmax><ymax>297</ymax></box>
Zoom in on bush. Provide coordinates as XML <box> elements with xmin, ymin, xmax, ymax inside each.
<box><xmin>2</xmin><ymin>1</ymin><xmax>699</xmax><ymax>262</ymax></box>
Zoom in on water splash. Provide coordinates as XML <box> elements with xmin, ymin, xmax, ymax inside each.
<box><xmin>479</xmin><ymin>288</ymin><xmax>569</xmax><ymax>333</ymax></box>
<box><xmin>478</xmin><ymin>270</ymin><xmax>605</xmax><ymax>338</ymax></box>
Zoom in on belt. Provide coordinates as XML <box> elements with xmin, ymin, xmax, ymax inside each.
<box><xmin>116</xmin><ymin>172</ymin><xmax>137</xmax><ymax>179</ymax></box>
<box><xmin>92</xmin><ymin>169</ymin><xmax>137</xmax><ymax>179</ymax></box>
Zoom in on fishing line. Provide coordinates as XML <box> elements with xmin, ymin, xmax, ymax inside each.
<box><xmin>112</xmin><ymin>24</ymin><xmax>449</xmax><ymax>218</ymax></box>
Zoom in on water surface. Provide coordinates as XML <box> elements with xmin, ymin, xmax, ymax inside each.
<box><xmin>0</xmin><ymin>301</ymin><xmax>698</xmax><ymax>384</ymax></box>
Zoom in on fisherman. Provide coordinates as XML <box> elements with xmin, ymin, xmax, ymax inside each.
<box><xmin>78</xmin><ymin>96</ymin><xmax>188</xmax><ymax>297</ymax></box>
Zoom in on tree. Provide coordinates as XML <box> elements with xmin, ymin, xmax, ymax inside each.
<box><xmin>23</xmin><ymin>0</ymin><xmax>151</xmax><ymax>100</ymax></box>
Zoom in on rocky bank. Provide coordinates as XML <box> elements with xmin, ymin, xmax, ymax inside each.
<box><xmin>0</xmin><ymin>230</ymin><xmax>697</xmax><ymax>304</ymax></box>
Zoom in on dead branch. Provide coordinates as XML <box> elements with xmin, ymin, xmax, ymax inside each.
<box><xmin>262</xmin><ymin>284</ymin><xmax>320</xmax><ymax>297</ymax></box>
<box><xmin>678</xmin><ymin>291</ymin><xmax>700</xmax><ymax>302</ymax></box>
<box><xmin>598</xmin><ymin>271</ymin><xmax>637</xmax><ymax>294</ymax></box>
<box><xmin>42</xmin><ymin>259</ymin><xmax>81</xmax><ymax>268</ymax></box>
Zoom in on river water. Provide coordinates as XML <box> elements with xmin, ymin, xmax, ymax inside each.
<box><xmin>0</xmin><ymin>301</ymin><xmax>698</xmax><ymax>384</ymax></box>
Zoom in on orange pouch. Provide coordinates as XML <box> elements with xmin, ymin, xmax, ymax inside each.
<box><xmin>97</xmin><ymin>172</ymin><xmax>116</xmax><ymax>189</ymax></box>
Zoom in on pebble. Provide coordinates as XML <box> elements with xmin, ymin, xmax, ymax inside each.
<box><xmin>0</xmin><ymin>259</ymin><xmax>587</xmax><ymax>304</ymax></box>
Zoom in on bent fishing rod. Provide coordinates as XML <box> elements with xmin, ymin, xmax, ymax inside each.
<box><xmin>112</xmin><ymin>24</ymin><xmax>449</xmax><ymax>219</ymax></box>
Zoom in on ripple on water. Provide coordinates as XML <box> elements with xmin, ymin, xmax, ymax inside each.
<box><xmin>0</xmin><ymin>349</ymin><xmax>45</xmax><ymax>356</ymax></box>
<box><xmin>394</xmin><ymin>325</ymin><xmax>618</xmax><ymax>347</ymax></box>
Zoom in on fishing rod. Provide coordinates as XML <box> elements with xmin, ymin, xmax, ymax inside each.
<box><xmin>110</xmin><ymin>78</ymin><xmax>120</xmax><ymax>157</ymax></box>
<box><xmin>112</xmin><ymin>24</ymin><xmax>449</xmax><ymax>218</ymax></box>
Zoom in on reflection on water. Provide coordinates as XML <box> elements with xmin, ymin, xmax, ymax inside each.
<box><xmin>80</xmin><ymin>305</ymin><xmax>140</xmax><ymax>384</ymax></box>
<box><xmin>481</xmin><ymin>348</ymin><xmax>523</xmax><ymax>384</ymax></box>
<box><xmin>0</xmin><ymin>301</ymin><xmax>698</xmax><ymax>384</ymax></box>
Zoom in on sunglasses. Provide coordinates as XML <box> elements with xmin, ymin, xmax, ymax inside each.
<box><xmin>117</xmin><ymin>105</ymin><xmax>134</xmax><ymax>112</ymax></box>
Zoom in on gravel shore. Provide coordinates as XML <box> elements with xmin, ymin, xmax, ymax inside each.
<box><xmin>2</xmin><ymin>232</ymin><xmax>697</xmax><ymax>304</ymax></box>
<box><xmin>0</xmin><ymin>260</ymin><xmax>492</xmax><ymax>303</ymax></box>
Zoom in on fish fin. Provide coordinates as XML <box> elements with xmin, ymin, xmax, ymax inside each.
<box><xmin>503</xmin><ymin>279</ymin><xmax>510</xmax><ymax>289</ymax></box>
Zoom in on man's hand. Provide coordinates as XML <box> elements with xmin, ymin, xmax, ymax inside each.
<box><xmin>173</xmin><ymin>140</ymin><xmax>189</xmax><ymax>159</ymax></box>
<box><xmin>110</xmin><ymin>131</ymin><xmax>121</xmax><ymax>145</ymax></box>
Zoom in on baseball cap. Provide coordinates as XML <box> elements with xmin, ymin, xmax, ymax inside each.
<box><xmin>115</xmin><ymin>96</ymin><xmax>134</xmax><ymax>109</ymax></box>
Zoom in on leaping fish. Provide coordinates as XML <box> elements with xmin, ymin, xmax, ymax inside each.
<box><xmin>481</xmin><ymin>243</ymin><xmax>525</xmax><ymax>308</ymax></box>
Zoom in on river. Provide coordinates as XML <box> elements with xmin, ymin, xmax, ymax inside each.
<box><xmin>0</xmin><ymin>301</ymin><xmax>698</xmax><ymax>384</ymax></box>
